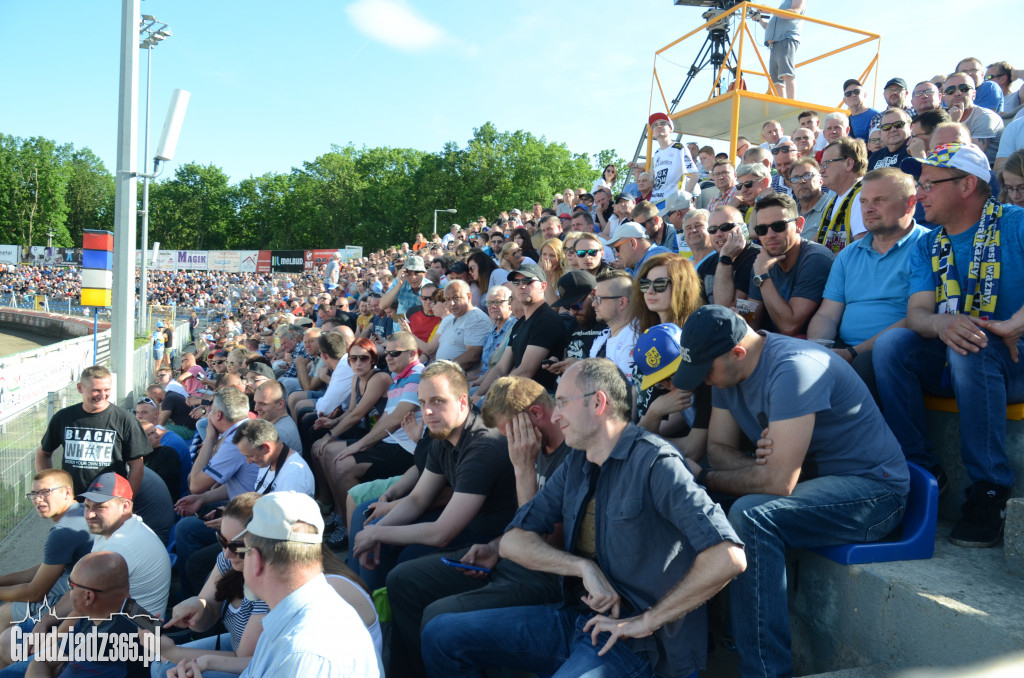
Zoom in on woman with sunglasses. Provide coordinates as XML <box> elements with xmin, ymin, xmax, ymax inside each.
<box><xmin>573</xmin><ymin>232</ymin><xmax>611</xmax><ymax>280</ymax></box>
<box><xmin>562</xmin><ymin>233</ymin><xmax>581</xmax><ymax>271</ymax></box>
<box><xmin>510</xmin><ymin>226</ymin><xmax>541</xmax><ymax>262</ymax></box>
<box><xmin>591</xmin><ymin>163</ymin><xmax>618</xmax><ymax>193</ymax></box>
<box><xmin>999</xmin><ymin>149</ymin><xmax>1024</xmax><ymax>208</ymax></box>
<box><xmin>498</xmin><ymin>241</ymin><xmax>535</xmax><ymax>273</ymax></box>
<box><xmin>628</xmin><ymin>252</ymin><xmax>705</xmax><ymax>421</ymax></box>
<box><xmin>224</xmin><ymin>348</ymin><xmax>248</xmax><ymax>376</ymax></box>
<box><xmin>539</xmin><ymin>238</ymin><xmax>568</xmax><ymax>307</ymax></box>
<box><xmin>466</xmin><ymin>250</ymin><xmax>509</xmax><ymax>311</ymax></box>
<box><xmin>310</xmin><ymin>338</ymin><xmax>391</xmax><ymax>540</ymax></box>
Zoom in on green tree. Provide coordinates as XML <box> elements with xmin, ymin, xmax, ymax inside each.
<box><xmin>147</xmin><ymin>162</ymin><xmax>235</xmax><ymax>249</ymax></box>
<box><xmin>0</xmin><ymin>135</ymin><xmax>71</xmax><ymax>246</ymax></box>
<box><xmin>63</xmin><ymin>148</ymin><xmax>115</xmax><ymax>245</ymax></box>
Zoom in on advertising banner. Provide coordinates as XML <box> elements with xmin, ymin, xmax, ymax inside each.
<box><xmin>0</xmin><ymin>328</ymin><xmax>98</xmax><ymax>422</ymax></box>
<box><xmin>176</xmin><ymin>250</ymin><xmax>209</xmax><ymax>271</ymax></box>
<box><xmin>271</xmin><ymin>250</ymin><xmax>305</xmax><ymax>273</ymax></box>
<box><xmin>135</xmin><ymin>249</ymin><xmax>178</xmax><ymax>271</ymax></box>
<box><xmin>23</xmin><ymin>247</ymin><xmax>81</xmax><ymax>267</ymax></box>
<box><xmin>256</xmin><ymin>250</ymin><xmax>272</xmax><ymax>274</ymax></box>
<box><xmin>0</xmin><ymin>245</ymin><xmax>19</xmax><ymax>265</ymax></box>
<box><xmin>304</xmin><ymin>248</ymin><xmax>339</xmax><ymax>272</ymax></box>
<box><xmin>238</xmin><ymin>250</ymin><xmax>260</xmax><ymax>273</ymax></box>
<box><xmin>208</xmin><ymin>250</ymin><xmax>240</xmax><ymax>272</ymax></box>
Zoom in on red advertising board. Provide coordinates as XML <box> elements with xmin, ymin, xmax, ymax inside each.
<box><xmin>256</xmin><ymin>250</ymin><xmax>272</xmax><ymax>274</ymax></box>
<box><xmin>304</xmin><ymin>249</ymin><xmax>339</xmax><ymax>272</ymax></box>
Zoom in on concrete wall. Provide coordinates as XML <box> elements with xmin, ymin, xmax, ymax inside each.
<box><xmin>0</xmin><ymin>308</ymin><xmax>110</xmax><ymax>340</ymax></box>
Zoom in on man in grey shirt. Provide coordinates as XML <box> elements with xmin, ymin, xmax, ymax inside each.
<box><xmin>675</xmin><ymin>305</ymin><xmax>909</xmax><ymax>678</ymax></box>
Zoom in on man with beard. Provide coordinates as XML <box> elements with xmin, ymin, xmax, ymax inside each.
<box><xmin>790</xmin><ymin>157</ymin><xmax>835</xmax><ymax>236</ymax></box>
<box><xmin>545</xmin><ymin>271</ymin><xmax>603</xmax><ymax>377</ymax></box>
<box><xmin>748</xmin><ymin>193</ymin><xmax>834</xmax><ymax>335</ymax></box>
<box><xmin>351</xmin><ymin>360</ymin><xmax>517</xmax><ymax>590</ymax></box>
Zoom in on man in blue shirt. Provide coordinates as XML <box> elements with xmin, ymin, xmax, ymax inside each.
<box><xmin>421</xmin><ymin>358</ymin><xmax>745</xmax><ymax>678</ymax></box>
<box><xmin>607</xmin><ymin>219</ymin><xmax>671</xmax><ymax>277</ymax></box>
<box><xmin>875</xmin><ymin>144</ymin><xmax>1024</xmax><ymax>548</ymax></box>
<box><xmin>807</xmin><ymin>167</ymin><xmax>929</xmax><ymax>393</ymax></box>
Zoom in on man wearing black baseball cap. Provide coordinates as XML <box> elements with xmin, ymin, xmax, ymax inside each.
<box><xmin>473</xmin><ymin>263</ymin><xmax>568</xmax><ymax>398</ymax></box>
<box><xmin>675</xmin><ymin>305</ymin><xmax>909</xmax><ymax>678</ymax></box>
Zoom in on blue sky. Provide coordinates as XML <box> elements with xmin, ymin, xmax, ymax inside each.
<box><xmin>0</xmin><ymin>1</ymin><xmax>1013</xmax><ymax>183</ymax></box>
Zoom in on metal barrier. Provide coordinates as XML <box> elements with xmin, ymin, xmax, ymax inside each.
<box><xmin>0</xmin><ymin>379</ymin><xmax>81</xmax><ymax>544</ymax></box>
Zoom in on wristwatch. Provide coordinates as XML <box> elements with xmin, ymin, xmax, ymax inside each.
<box><xmin>718</xmin><ymin>255</ymin><xmax>734</xmax><ymax>266</ymax></box>
<box><xmin>753</xmin><ymin>273</ymin><xmax>770</xmax><ymax>288</ymax></box>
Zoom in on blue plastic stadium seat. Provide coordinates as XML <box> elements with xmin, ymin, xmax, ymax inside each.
<box><xmin>810</xmin><ymin>461</ymin><xmax>938</xmax><ymax>564</ymax></box>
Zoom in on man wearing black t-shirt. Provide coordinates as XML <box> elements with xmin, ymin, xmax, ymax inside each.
<box><xmin>474</xmin><ymin>263</ymin><xmax>569</xmax><ymax>398</ymax></box>
<box><xmin>35</xmin><ymin>365</ymin><xmax>148</xmax><ymax>496</ymax></box>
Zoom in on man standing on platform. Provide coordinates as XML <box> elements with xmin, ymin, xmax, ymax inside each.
<box><xmin>756</xmin><ymin>1</ymin><xmax>805</xmax><ymax>100</ymax></box>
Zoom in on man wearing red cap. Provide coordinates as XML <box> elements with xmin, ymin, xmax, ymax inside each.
<box><xmin>648</xmin><ymin>112</ymin><xmax>701</xmax><ymax>212</ymax></box>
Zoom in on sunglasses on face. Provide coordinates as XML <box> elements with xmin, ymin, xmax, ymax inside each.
<box><xmin>217</xmin><ymin>533</ymin><xmax>247</xmax><ymax>556</ymax></box>
<box><xmin>575</xmin><ymin>249</ymin><xmax>600</xmax><ymax>257</ymax></box>
<box><xmin>770</xmin><ymin>146</ymin><xmax>794</xmax><ymax>155</ymax></box>
<box><xmin>385</xmin><ymin>349</ymin><xmax>409</xmax><ymax>358</ymax></box>
<box><xmin>209</xmin><ymin>360</ymin><xmax>225</xmax><ymax>365</ymax></box>
<box><xmin>879</xmin><ymin>120</ymin><xmax>907</xmax><ymax>132</ymax></box>
<box><xmin>639</xmin><ymin>277</ymin><xmax>671</xmax><ymax>293</ymax></box>
<box><xmin>844</xmin><ymin>88</ymin><xmax>862</xmax><ymax>97</ymax></box>
<box><xmin>912</xmin><ymin>88</ymin><xmax>935</xmax><ymax>97</ymax></box>
<box><xmin>69</xmin><ymin>578</ymin><xmax>105</xmax><ymax>593</ymax></box>
<box><xmin>707</xmin><ymin>222</ymin><xmax>741</xmax><ymax>234</ymax></box>
<box><xmin>753</xmin><ymin>219</ymin><xmax>795</xmax><ymax>236</ymax></box>
<box><xmin>738</xmin><ymin>180</ymin><xmax>761</xmax><ymax>190</ymax></box>
<box><xmin>348</xmin><ymin>354</ymin><xmax>372</xmax><ymax>364</ymax></box>
<box><xmin>944</xmin><ymin>84</ymin><xmax>973</xmax><ymax>95</ymax></box>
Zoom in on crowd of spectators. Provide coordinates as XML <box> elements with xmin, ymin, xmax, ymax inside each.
<box><xmin>3</xmin><ymin>41</ymin><xmax>1024</xmax><ymax>678</ymax></box>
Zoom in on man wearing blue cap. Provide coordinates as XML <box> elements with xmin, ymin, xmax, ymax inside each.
<box><xmin>875</xmin><ymin>143</ymin><xmax>1024</xmax><ymax>548</ymax></box>
<box><xmin>675</xmin><ymin>304</ymin><xmax>909</xmax><ymax>678</ymax></box>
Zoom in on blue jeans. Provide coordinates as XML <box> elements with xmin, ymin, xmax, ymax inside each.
<box><xmin>727</xmin><ymin>475</ymin><xmax>906</xmax><ymax>678</ymax></box>
<box><xmin>421</xmin><ymin>605</ymin><xmax>655</xmax><ymax>678</ymax></box>
<box><xmin>174</xmin><ymin>511</ymin><xmax>221</xmax><ymax>597</ymax></box>
<box><xmin>873</xmin><ymin>327</ymin><xmax>1023</xmax><ymax>487</ymax></box>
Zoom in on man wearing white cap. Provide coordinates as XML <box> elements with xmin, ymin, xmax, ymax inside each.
<box><xmin>233</xmin><ymin>492</ymin><xmax>380</xmax><ymax>677</ymax></box>
<box><xmin>607</xmin><ymin>219</ymin><xmax>672</xmax><ymax>278</ymax></box>
<box><xmin>875</xmin><ymin>143</ymin><xmax>1024</xmax><ymax>548</ymax></box>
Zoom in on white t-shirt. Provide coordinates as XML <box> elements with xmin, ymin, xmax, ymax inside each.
<box><xmin>589</xmin><ymin>324</ymin><xmax>639</xmax><ymax>381</ymax></box>
<box><xmin>255</xmin><ymin>450</ymin><xmax>315</xmax><ymax>495</ymax></box>
<box><xmin>651</xmin><ymin>143</ymin><xmax>700</xmax><ymax>208</ymax></box>
<box><xmin>436</xmin><ymin>308</ymin><xmax>493</xmax><ymax>362</ymax></box>
<box><xmin>316</xmin><ymin>358</ymin><xmax>354</xmax><ymax>416</ymax></box>
<box><xmin>92</xmin><ymin>515</ymin><xmax>171</xmax><ymax>618</ymax></box>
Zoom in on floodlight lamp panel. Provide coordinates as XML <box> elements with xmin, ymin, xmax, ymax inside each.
<box><xmin>142</xmin><ymin>14</ymin><xmax>155</xmax><ymax>21</ymax></box>
<box><xmin>154</xmin><ymin>89</ymin><xmax>191</xmax><ymax>162</ymax></box>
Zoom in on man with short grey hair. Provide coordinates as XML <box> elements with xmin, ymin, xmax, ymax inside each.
<box><xmin>473</xmin><ymin>285</ymin><xmax>516</xmax><ymax>384</ymax></box>
<box><xmin>254</xmin><ymin>380</ymin><xmax>303</xmax><ymax>454</ymax></box>
<box><xmin>235</xmin><ymin>418</ymin><xmax>314</xmax><ymax>495</ymax></box>
<box><xmin>734</xmin><ymin>163</ymin><xmax>772</xmax><ymax>218</ymax></box>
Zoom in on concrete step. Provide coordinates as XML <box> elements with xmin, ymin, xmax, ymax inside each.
<box><xmin>789</xmin><ymin>521</ymin><xmax>1024</xmax><ymax>676</ymax></box>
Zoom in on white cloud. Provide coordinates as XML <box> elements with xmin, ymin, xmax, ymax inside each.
<box><xmin>346</xmin><ymin>0</ymin><xmax>445</xmax><ymax>51</ymax></box>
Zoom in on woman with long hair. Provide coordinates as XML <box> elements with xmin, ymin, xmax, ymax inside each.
<box><xmin>467</xmin><ymin>249</ymin><xmax>509</xmax><ymax>310</ymax></box>
<box><xmin>999</xmin><ymin>149</ymin><xmax>1024</xmax><ymax>208</ymax></box>
<box><xmin>627</xmin><ymin>252</ymin><xmax>706</xmax><ymax>426</ymax></box>
<box><xmin>498</xmin><ymin>242</ymin><xmax>535</xmax><ymax>272</ymax></box>
<box><xmin>592</xmin><ymin>163</ymin><xmax>618</xmax><ymax>193</ymax></box>
<box><xmin>511</xmin><ymin>226</ymin><xmax>541</xmax><ymax>262</ymax></box>
<box><xmin>539</xmin><ymin>238</ymin><xmax>568</xmax><ymax>307</ymax></box>
<box><xmin>224</xmin><ymin>348</ymin><xmax>249</xmax><ymax>376</ymax></box>
<box><xmin>310</xmin><ymin>338</ymin><xmax>391</xmax><ymax>539</ymax></box>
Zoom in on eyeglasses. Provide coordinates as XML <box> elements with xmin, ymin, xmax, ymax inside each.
<box><xmin>707</xmin><ymin>222</ymin><xmax>741</xmax><ymax>234</ymax></box>
<box><xmin>210</xmin><ymin>360</ymin><xmax>225</xmax><ymax>365</ymax></box>
<box><xmin>912</xmin><ymin>88</ymin><xmax>936</xmax><ymax>97</ymax></box>
<box><xmin>844</xmin><ymin>88</ymin><xmax>862</xmax><ymax>98</ymax></box>
<box><xmin>575</xmin><ymin>249</ymin><xmax>601</xmax><ymax>258</ymax></box>
<box><xmin>385</xmin><ymin>349</ymin><xmax>410</xmax><ymax>358</ymax></box>
<box><xmin>915</xmin><ymin>176</ymin><xmax>965</xmax><ymax>192</ymax></box>
<box><xmin>790</xmin><ymin>171</ymin><xmax>819</xmax><ymax>184</ymax></box>
<box><xmin>26</xmin><ymin>487</ymin><xmax>69</xmax><ymax>499</ymax></box>
<box><xmin>879</xmin><ymin>120</ymin><xmax>907</xmax><ymax>132</ymax></box>
<box><xmin>943</xmin><ymin>84</ymin><xmax>973</xmax><ymax>95</ymax></box>
<box><xmin>486</xmin><ymin>300</ymin><xmax>510</xmax><ymax>307</ymax></box>
<box><xmin>712</xmin><ymin>171</ymin><xmax>732</xmax><ymax>178</ymax></box>
<box><xmin>820</xmin><ymin>158</ymin><xmax>845</xmax><ymax>170</ymax></box>
<box><xmin>217</xmin><ymin>533</ymin><xmax>247</xmax><ymax>556</ymax></box>
<box><xmin>69</xmin><ymin>578</ymin><xmax>105</xmax><ymax>594</ymax></box>
<box><xmin>591</xmin><ymin>294</ymin><xmax>624</xmax><ymax>306</ymax></box>
<box><xmin>136</xmin><ymin>397</ymin><xmax>155</xmax><ymax>405</ymax></box>
<box><xmin>1004</xmin><ymin>185</ymin><xmax>1024</xmax><ymax>196</ymax></box>
<box><xmin>985</xmin><ymin>73</ymin><xmax>1009</xmax><ymax>81</ymax></box>
<box><xmin>513</xmin><ymin>279</ymin><xmax>539</xmax><ymax>287</ymax></box>
<box><xmin>554</xmin><ymin>391</ymin><xmax>597</xmax><ymax>409</ymax></box>
<box><xmin>738</xmin><ymin>180</ymin><xmax>760</xmax><ymax>190</ymax></box>
<box><xmin>348</xmin><ymin>354</ymin><xmax>372</xmax><ymax>364</ymax></box>
<box><xmin>753</xmin><ymin>219</ymin><xmax>795</xmax><ymax>236</ymax></box>
<box><xmin>639</xmin><ymin>277</ymin><xmax>671</xmax><ymax>293</ymax></box>
<box><xmin>770</xmin><ymin>146</ymin><xmax>794</xmax><ymax>155</ymax></box>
